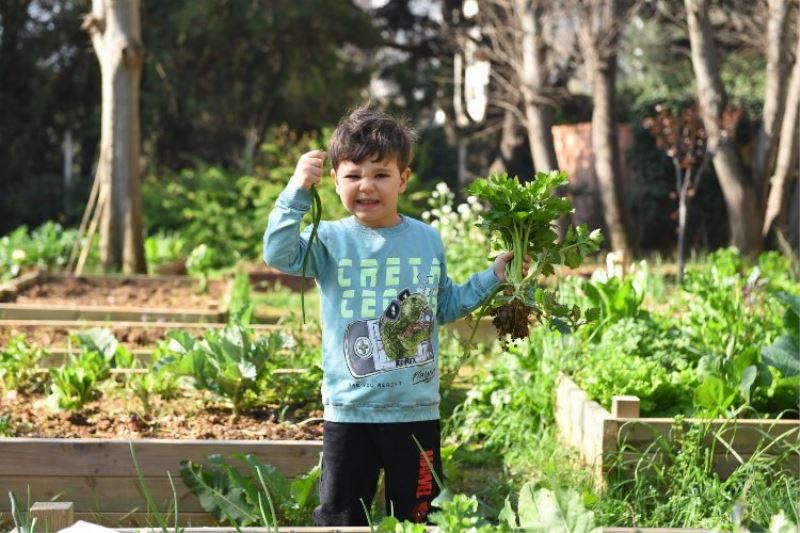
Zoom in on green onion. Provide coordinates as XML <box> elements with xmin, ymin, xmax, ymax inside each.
<box><xmin>300</xmin><ymin>185</ymin><xmax>322</xmax><ymax>324</ymax></box>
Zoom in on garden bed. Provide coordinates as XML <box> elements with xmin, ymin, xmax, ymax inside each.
<box><xmin>555</xmin><ymin>374</ymin><xmax>800</xmax><ymax>486</ymax></box>
<box><xmin>0</xmin><ymin>320</ymin><xmax>280</xmax><ymax>365</ymax></box>
<box><xmin>0</xmin><ymin>271</ymin><xmax>233</xmax><ymax>323</ymax></box>
<box><xmin>0</xmin><ymin>437</ymin><xmax>322</xmax><ymax>527</ymax></box>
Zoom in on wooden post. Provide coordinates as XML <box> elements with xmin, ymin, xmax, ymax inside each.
<box><xmin>30</xmin><ymin>502</ymin><xmax>74</xmax><ymax>532</ymax></box>
<box><xmin>611</xmin><ymin>395</ymin><xmax>640</xmax><ymax>418</ymax></box>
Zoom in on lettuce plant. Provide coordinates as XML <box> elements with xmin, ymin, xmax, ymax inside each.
<box><xmin>47</xmin><ymin>350</ymin><xmax>108</xmax><ymax>410</ymax></box>
<box><xmin>467</xmin><ymin>172</ymin><xmax>602</xmax><ymax>341</ymax></box>
<box><xmin>174</xmin><ymin>325</ymin><xmax>282</xmax><ymax>414</ymax></box>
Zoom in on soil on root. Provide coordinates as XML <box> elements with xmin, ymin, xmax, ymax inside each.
<box><xmin>490</xmin><ymin>299</ymin><xmax>533</xmax><ymax>340</ymax></box>
<box><xmin>6</xmin><ymin>276</ymin><xmax>226</xmax><ymax>309</ymax></box>
<box><xmin>0</xmin><ymin>389</ymin><xmax>323</xmax><ymax>440</ymax></box>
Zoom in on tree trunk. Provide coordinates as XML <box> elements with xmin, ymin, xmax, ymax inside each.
<box><xmin>763</xmin><ymin>20</ymin><xmax>800</xmax><ymax>240</ymax></box>
<box><xmin>488</xmin><ymin>108</ymin><xmax>530</xmax><ymax>177</ymax></box>
<box><xmin>685</xmin><ymin>0</ymin><xmax>763</xmax><ymax>255</ymax></box>
<box><xmin>516</xmin><ymin>0</ymin><xmax>560</xmax><ymax>173</ymax></box>
<box><xmin>578</xmin><ymin>0</ymin><xmax>632</xmax><ymax>256</ymax></box>
<box><xmin>752</xmin><ymin>0</ymin><xmax>790</xmax><ymax>201</ymax></box>
<box><xmin>83</xmin><ymin>0</ymin><xmax>146</xmax><ymax>273</ymax></box>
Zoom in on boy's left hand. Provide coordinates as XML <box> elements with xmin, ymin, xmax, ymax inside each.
<box><xmin>493</xmin><ymin>251</ymin><xmax>531</xmax><ymax>283</ymax></box>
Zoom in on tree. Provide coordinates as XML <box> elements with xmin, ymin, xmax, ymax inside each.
<box><xmin>83</xmin><ymin>0</ymin><xmax>146</xmax><ymax>272</ymax></box>
<box><xmin>684</xmin><ymin>0</ymin><xmax>797</xmax><ymax>255</ymax></box>
<box><xmin>472</xmin><ymin>1</ymin><xmax>576</xmax><ymax>175</ymax></box>
<box><xmin>575</xmin><ymin>0</ymin><xmax>636</xmax><ymax>257</ymax></box>
<box><xmin>763</xmin><ymin>11</ymin><xmax>800</xmax><ymax>241</ymax></box>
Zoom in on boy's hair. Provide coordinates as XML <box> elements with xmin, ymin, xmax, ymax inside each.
<box><xmin>329</xmin><ymin>105</ymin><xmax>417</xmax><ymax>171</ymax></box>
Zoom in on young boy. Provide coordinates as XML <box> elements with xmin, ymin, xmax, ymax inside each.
<box><xmin>263</xmin><ymin>106</ymin><xmax>518</xmax><ymax>526</ymax></box>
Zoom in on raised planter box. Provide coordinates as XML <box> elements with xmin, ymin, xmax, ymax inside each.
<box><xmin>0</xmin><ymin>272</ymin><xmax>234</xmax><ymax>323</ymax></box>
<box><xmin>555</xmin><ymin>374</ymin><xmax>800</xmax><ymax>486</ymax></box>
<box><xmin>0</xmin><ymin>438</ymin><xmax>323</xmax><ymax>527</ymax></box>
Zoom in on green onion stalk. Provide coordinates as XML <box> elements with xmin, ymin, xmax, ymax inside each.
<box><xmin>300</xmin><ymin>185</ymin><xmax>322</xmax><ymax>324</ymax></box>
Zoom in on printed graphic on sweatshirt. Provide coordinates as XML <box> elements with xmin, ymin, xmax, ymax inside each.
<box><xmin>336</xmin><ymin>257</ymin><xmax>441</xmax><ymax>320</ymax></box>
<box><xmin>343</xmin><ymin>288</ymin><xmax>434</xmax><ymax>378</ymax></box>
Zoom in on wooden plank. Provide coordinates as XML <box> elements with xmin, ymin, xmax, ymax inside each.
<box><xmin>0</xmin><ymin>270</ymin><xmax>42</xmax><ymax>300</ymax></box>
<box><xmin>568</xmin><ymin>385</ymin><xmax>590</xmax><ymax>450</ymax></box>
<box><xmin>73</xmin><ymin>512</ymin><xmax>217</xmax><ymax>528</ymax></box>
<box><xmin>617</xmin><ymin>451</ymin><xmax>800</xmax><ymax>480</ymax></box>
<box><xmin>611</xmin><ymin>396</ymin><xmax>640</xmax><ymax>418</ymax></box>
<box><xmin>0</xmin><ymin>439</ymin><xmax>322</xmax><ymax>477</ymax></box>
<box><xmin>615</xmin><ymin>418</ymin><xmax>799</xmax><ymax>453</ymax></box>
<box><xmin>0</xmin><ymin>304</ymin><xmax>226</xmax><ymax>323</ymax></box>
<box><xmin>3</xmin><ymin>476</ymin><xmax>217</xmax><ymax>514</ymax></box>
<box><xmin>0</xmin><ymin>319</ymin><xmax>279</xmax><ymax>331</ymax></box>
<box><xmin>555</xmin><ymin>375</ymin><xmax>573</xmax><ymax>445</ymax></box>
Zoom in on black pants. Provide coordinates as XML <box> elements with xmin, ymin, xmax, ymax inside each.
<box><xmin>312</xmin><ymin>419</ymin><xmax>442</xmax><ymax>526</ymax></box>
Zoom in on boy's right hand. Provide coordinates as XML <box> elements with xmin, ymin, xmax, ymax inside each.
<box><xmin>290</xmin><ymin>150</ymin><xmax>327</xmax><ymax>190</ymax></box>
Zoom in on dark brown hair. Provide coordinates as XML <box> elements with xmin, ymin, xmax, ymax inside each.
<box><xmin>328</xmin><ymin>104</ymin><xmax>417</xmax><ymax>171</ymax></box>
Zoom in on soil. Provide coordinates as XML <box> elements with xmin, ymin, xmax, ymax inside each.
<box><xmin>5</xmin><ymin>275</ymin><xmax>227</xmax><ymax>309</ymax></box>
<box><xmin>1</xmin><ymin>389</ymin><xmax>323</xmax><ymax>440</ymax></box>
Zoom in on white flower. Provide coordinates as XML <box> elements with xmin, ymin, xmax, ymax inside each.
<box><xmin>457</xmin><ymin>203</ymin><xmax>470</xmax><ymax>215</ymax></box>
<box><xmin>441</xmin><ymin>204</ymin><xmax>452</xmax><ymax>214</ymax></box>
<box><xmin>467</xmin><ymin>195</ymin><xmax>478</xmax><ymax>204</ymax></box>
<box><xmin>435</xmin><ymin>182</ymin><xmax>450</xmax><ymax>195</ymax></box>
<box><xmin>431</xmin><ymin>190</ymin><xmax>439</xmax><ymax>199</ymax></box>
<box><xmin>421</xmin><ymin>211</ymin><xmax>431</xmax><ymax>221</ymax></box>
<box><xmin>11</xmin><ymin>249</ymin><xmax>26</xmax><ymax>262</ymax></box>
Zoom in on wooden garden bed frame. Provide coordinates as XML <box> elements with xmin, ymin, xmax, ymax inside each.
<box><xmin>22</xmin><ymin>502</ymin><xmax>714</xmax><ymax>532</ymax></box>
<box><xmin>0</xmin><ymin>438</ymin><xmax>323</xmax><ymax>527</ymax></box>
<box><xmin>555</xmin><ymin>374</ymin><xmax>800</xmax><ymax>486</ymax></box>
<box><xmin>0</xmin><ymin>271</ymin><xmax>235</xmax><ymax>323</ymax></box>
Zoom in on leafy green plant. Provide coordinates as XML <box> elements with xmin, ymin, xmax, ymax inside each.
<box><xmin>47</xmin><ymin>350</ymin><xmax>107</xmax><ymax>410</ymax></box>
<box><xmin>0</xmin><ymin>222</ymin><xmax>76</xmax><ymax>281</ymax></box>
<box><xmin>186</xmin><ymin>243</ymin><xmax>216</xmax><ymax>293</ymax></box>
<box><xmin>179</xmin><ymin>453</ymin><xmax>320</xmax><ymax>527</ymax></box>
<box><xmin>758</xmin><ymin>291</ymin><xmax>800</xmax><ymax>414</ymax></box>
<box><xmin>466</xmin><ymin>172</ymin><xmax>602</xmax><ymax>342</ymax></box>
<box><xmin>0</xmin><ymin>335</ymin><xmax>46</xmax><ymax>393</ymax></box>
<box><xmin>228</xmin><ymin>270</ymin><xmax>254</xmax><ymax>325</ymax></box>
<box><xmin>70</xmin><ymin>328</ymin><xmax>136</xmax><ymax>369</ymax></box>
<box><xmin>145</xmin><ymin>231</ymin><xmax>188</xmax><ymax>271</ymax></box>
<box><xmin>173</xmin><ymin>325</ymin><xmax>282</xmax><ymax>414</ymax></box>
<box><xmin>579</xmin><ymin>276</ymin><xmax>646</xmax><ymax>340</ymax></box>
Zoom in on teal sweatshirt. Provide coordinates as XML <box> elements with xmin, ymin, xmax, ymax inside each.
<box><xmin>263</xmin><ymin>183</ymin><xmax>500</xmax><ymax>423</ymax></box>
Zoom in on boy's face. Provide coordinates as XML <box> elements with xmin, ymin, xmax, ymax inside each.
<box><xmin>332</xmin><ymin>156</ymin><xmax>410</xmax><ymax>228</ymax></box>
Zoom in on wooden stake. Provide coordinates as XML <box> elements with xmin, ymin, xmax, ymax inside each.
<box><xmin>75</xmin><ymin>183</ymin><xmax>107</xmax><ymax>276</ymax></box>
<box><xmin>66</xmin><ymin>170</ymin><xmax>101</xmax><ymax>272</ymax></box>
<box><xmin>30</xmin><ymin>502</ymin><xmax>74</xmax><ymax>532</ymax></box>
